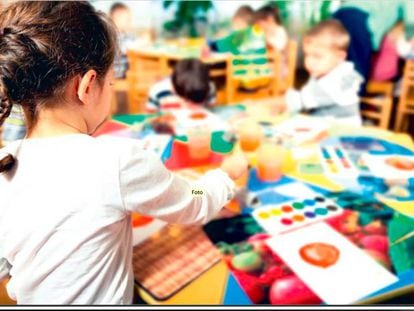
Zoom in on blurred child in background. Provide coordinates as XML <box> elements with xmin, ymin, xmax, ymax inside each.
<box><xmin>207</xmin><ymin>5</ymin><xmax>256</xmax><ymax>53</ymax></box>
<box><xmin>231</xmin><ymin>5</ymin><xmax>254</xmax><ymax>31</ymax></box>
<box><xmin>254</xmin><ymin>4</ymin><xmax>288</xmax><ymax>53</ymax></box>
<box><xmin>146</xmin><ymin>58</ymin><xmax>216</xmax><ymax>113</ymax></box>
<box><xmin>110</xmin><ymin>2</ymin><xmax>136</xmax><ymax>79</ymax></box>
<box><xmin>274</xmin><ymin>19</ymin><xmax>363</xmax><ymax>127</ymax></box>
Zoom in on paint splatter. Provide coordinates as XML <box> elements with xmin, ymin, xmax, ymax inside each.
<box><xmin>299</xmin><ymin>242</ymin><xmax>340</xmax><ymax>268</ymax></box>
<box><xmin>385</xmin><ymin>157</ymin><xmax>414</xmax><ymax>171</ymax></box>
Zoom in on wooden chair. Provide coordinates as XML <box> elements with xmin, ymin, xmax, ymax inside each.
<box><xmin>360</xmin><ymin>80</ymin><xmax>394</xmax><ymax>129</ymax></box>
<box><xmin>110</xmin><ymin>79</ymin><xmax>128</xmax><ymax>115</ymax></box>
<box><xmin>395</xmin><ymin>59</ymin><xmax>414</xmax><ymax>132</ymax></box>
<box><xmin>125</xmin><ymin>50</ymin><xmax>170</xmax><ymax>113</ymax></box>
<box><xmin>278</xmin><ymin>39</ymin><xmax>298</xmax><ymax>94</ymax></box>
<box><xmin>225</xmin><ymin>51</ymin><xmax>281</xmax><ymax>104</ymax></box>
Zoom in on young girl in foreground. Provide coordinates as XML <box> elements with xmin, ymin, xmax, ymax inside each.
<box><xmin>0</xmin><ymin>1</ymin><xmax>247</xmax><ymax>304</ymax></box>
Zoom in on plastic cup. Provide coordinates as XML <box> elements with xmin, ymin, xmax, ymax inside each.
<box><xmin>257</xmin><ymin>144</ymin><xmax>283</xmax><ymax>182</ymax></box>
<box><xmin>187</xmin><ymin>125</ymin><xmax>212</xmax><ymax>160</ymax></box>
<box><xmin>238</xmin><ymin>120</ymin><xmax>262</xmax><ymax>152</ymax></box>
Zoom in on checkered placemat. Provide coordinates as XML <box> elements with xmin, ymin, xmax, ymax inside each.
<box><xmin>132</xmin><ymin>224</ymin><xmax>222</xmax><ymax>301</ymax></box>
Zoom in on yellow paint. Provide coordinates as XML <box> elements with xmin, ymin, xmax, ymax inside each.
<box><xmin>270</xmin><ymin>208</ymin><xmax>282</xmax><ymax>216</ymax></box>
<box><xmin>379</xmin><ymin>197</ymin><xmax>414</xmax><ymax>217</ymax></box>
<box><xmin>258</xmin><ymin>211</ymin><xmax>270</xmax><ymax>219</ymax></box>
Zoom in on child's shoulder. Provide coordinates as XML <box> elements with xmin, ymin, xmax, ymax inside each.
<box><xmin>149</xmin><ymin>76</ymin><xmax>173</xmax><ymax>94</ymax></box>
<box><xmin>325</xmin><ymin>61</ymin><xmax>363</xmax><ymax>88</ymax></box>
<box><xmin>337</xmin><ymin>61</ymin><xmax>364</xmax><ymax>88</ymax></box>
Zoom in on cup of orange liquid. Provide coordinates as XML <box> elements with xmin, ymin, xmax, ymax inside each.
<box><xmin>186</xmin><ymin>113</ymin><xmax>212</xmax><ymax>160</ymax></box>
<box><xmin>257</xmin><ymin>143</ymin><xmax>283</xmax><ymax>182</ymax></box>
<box><xmin>238</xmin><ymin>119</ymin><xmax>263</xmax><ymax>152</ymax></box>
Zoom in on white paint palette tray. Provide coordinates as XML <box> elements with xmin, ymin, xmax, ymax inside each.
<box><xmin>252</xmin><ymin>196</ymin><xmax>343</xmax><ymax>235</ymax></box>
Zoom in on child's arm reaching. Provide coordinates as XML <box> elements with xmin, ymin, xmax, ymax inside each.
<box><xmin>118</xmin><ymin>142</ymin><xmax>248</xmax><ymax>225</ymax></box>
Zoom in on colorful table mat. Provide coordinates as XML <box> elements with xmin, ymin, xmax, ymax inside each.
<box><xmin>132</xmin><ymin>225</ymin><xmax>222</xmax><ymax>301</ymax></box>
<box><xmin>93</xmin><ymin>120</ymin><xmax>129</xmax><ymax>136</ymax></box>
<box><xmin>164</xmin><ymin>140</ymin><xmax>224</xmax><ymax>170</ymax></box>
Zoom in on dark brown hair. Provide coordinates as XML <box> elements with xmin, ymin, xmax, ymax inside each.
<box><xmin>0</xmin><ymin>1</ymin><xmax>117</xmax><ymax>172</ymax></box>
<box><xmin>172</xmin><ymin>58</ymin><xmax>210</xmax><ymax>105</ymax></box>
<box><xmin>304</xmin><ymin>19</ymin><xmax>350</xmax><ymax>51</ymax></box>
<box><xmin>0</xmin><ymin>1</ymin><xmax>117</xmax><ymax>125</ymax></box>
<box><xmin>254</xmin><ymin>4</ymin><xmax>282</xmax><ymax>25</ymax></box>
<box><xmin>233</xmin><ymin>5</ymin><xmax>254</xmax><ymax>26</ymax></box>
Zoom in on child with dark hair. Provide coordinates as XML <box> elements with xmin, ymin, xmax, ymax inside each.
<box><xmin>0</xmin><ymin>1</ymin><xmax>247</xmax><ymax>304</ymax></box>
<box><xmin>274</xmin><ymin>19</ymin><xmax>363</xmax><ymax>126</ymax></box>
<box><xmin>146</xmin><ymin>58</ymin><xmax>216</xmax><ymax>112</ymax></box>
<box><xmin>254</xmin><ymin>4</ymin><xmax>288</xmax><ymax>52</ymax></box>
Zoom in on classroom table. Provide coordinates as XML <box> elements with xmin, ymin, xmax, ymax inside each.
<box><xmin>96</xmin><ymin>102</ymin><xmax>414</xmax><ymax>305</ymax></box>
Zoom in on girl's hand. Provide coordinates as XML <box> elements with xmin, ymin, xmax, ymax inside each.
<box><xmin>221</xmin><ymin>152</ymin><xmax>248</xmax><ymax>180</ymax></box>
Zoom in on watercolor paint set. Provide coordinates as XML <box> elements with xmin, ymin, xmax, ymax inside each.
<box><xmin>252</xmin><ymin>196</ymin><xmax>343</xmax><ymax>235</ymax></box>
<box><xmin>319</xmin><ymin>146</ymin><xmax>363</xmax><ymax>179</ymax></box>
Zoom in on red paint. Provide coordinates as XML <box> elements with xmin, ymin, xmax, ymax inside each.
<box><xmin>299</xmin><ymin>242</ymin><xmax>340</xmax><ymax>268</ymax></box>
<box><xmin>131</xmin><ymin>213</ymin><xmax>153</xmax><ymax>227</ymax></box>
<box><xmin>281</xmin><ymin>218</ymin><xmax>293</xmax><ymax>225</ymax></box>
<box><xmin>281</xmin><ymin>205</ymin><xmax>293</xmax><ymax>213</ymax></box>
<box><xmin>385</xmin><ymin>157</ymin><xmax>414</xmax><ymax>171</ymax></box>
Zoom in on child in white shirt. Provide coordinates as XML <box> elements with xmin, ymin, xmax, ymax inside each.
<box><xmin>275</xmin><ymin>19</ymin><xmax>364</xmax><ymax>127</ymax></box>
<box><xmin>0</xmin><ymin>1</ymin><xmax>247</xmax><ymax>305</ymax></box>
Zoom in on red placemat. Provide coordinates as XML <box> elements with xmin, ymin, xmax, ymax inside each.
<box><xmin>132</xmin><ymin>225</ymin><xmax>222</xmax><ymax>301</ymax></box>
<box><xmin>164</xmin><ymin>140</ymin><xmax>224</xmax><ymax>170</ymax></box>
<box><xmin>93</xmin><ymin>120</ymin><xmax>129</xmax><ymax>136</ymax></box>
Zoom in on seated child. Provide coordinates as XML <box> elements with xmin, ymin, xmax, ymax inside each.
<box><xmin>206</xmin><ymin>7</ymin><xmax>269</xmax><ymax>91</ymax></box>
<box><xmin>275</xmin><ymin>19</ymin><xmax>364</xmax><ymax>127</ymax></box>
<box><xmin>0</xmin><ymin>1</ymin><xmax>248</xmax><ymax>304</ymax></box>
<box><xmin>231</xmin><ymin>5</ymin><xmax>254</xmax><ymax>31</ymax></box>
<box><xmin>254</xmin><ymin>4</ymin><xmax>288</xmax><ymax>53</ymax></box>
<box><xmin>207</xmin><ymin>5</ymin><xmax>255</xmax><ymax>52</ymax></box>
<box><xmin>146</xmin><ymin>58</ymin><xmax>216</xmax><ymax>112</ymax></box>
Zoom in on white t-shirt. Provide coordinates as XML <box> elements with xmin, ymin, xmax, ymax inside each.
<box><xmin>0</xmin><ymin>134</ymin><xmax>234</xmax><ymax>304</ymax></box>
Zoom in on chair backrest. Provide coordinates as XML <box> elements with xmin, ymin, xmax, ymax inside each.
<box><xmin>126</xmin><ymin>50</ymin><xmax>170</xmax><ymax>113</ymax></box>
<box><xmin>360</xmin><ymin>80</ymin><xmax>394</xmax><ymax>129</ymax></box>
<box><xmin>398</xmin><ymin>59</ymin><xmax>414</xmax><ymax>112</ymax></box>
<box><xmin>283</xmin><ymin>39</ymin><xmax>298</xmax><ymax>91</ymax></box>
<box><xmin>226</xmin><ymin>51</ymin><xmax>281</xmax><ymax>103</ymax></box>
<box><xmin>110</xmin><ymin>79</ymin><xmax>128</xmax><ymax>115</ymax></box>
<box><xmin>395</xmin><ymin>59</ymin><xmax>414</xmax><ymax>132</ymax></box>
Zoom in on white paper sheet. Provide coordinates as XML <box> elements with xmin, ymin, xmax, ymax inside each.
<box><xmin>266</xmin><ymin>222</ymin><xmax>398</xmax><ymax>304</ymax></box>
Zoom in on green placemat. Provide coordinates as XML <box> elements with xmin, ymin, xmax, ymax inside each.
<box><xmin>175</xmin><ymin>131</ymin><xmax>235</xmax><ymax>154</ymax></box>
<box><xmin>113</xmin><ymin>114</ymin><xmax>157</xmax><ymax>126</ymax></box>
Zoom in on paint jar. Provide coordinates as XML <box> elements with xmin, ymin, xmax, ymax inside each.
<box><xmin>238</xmin><ymin>119</ymin><xmax>263</xmax><ymax>152</ymax></box>
<box><xmin>257</xmin><ymin>143</ymin><xmax>283</xmax><ymax>182</ymax></box>
<box><xmin>187</xmin><ymin>121</ymin><xmax>212</xmax><ymax>160</ymax></box>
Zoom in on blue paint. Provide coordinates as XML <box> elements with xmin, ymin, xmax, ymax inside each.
<box><xmin>223</xmin><ymin>272</ymin><xmax>252</xmax><ymax>305</ymax></box>
<box><xmin>303</xmin><ymin>199</ymin><xmax>316</xmax><ymax>206</ymax></box>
